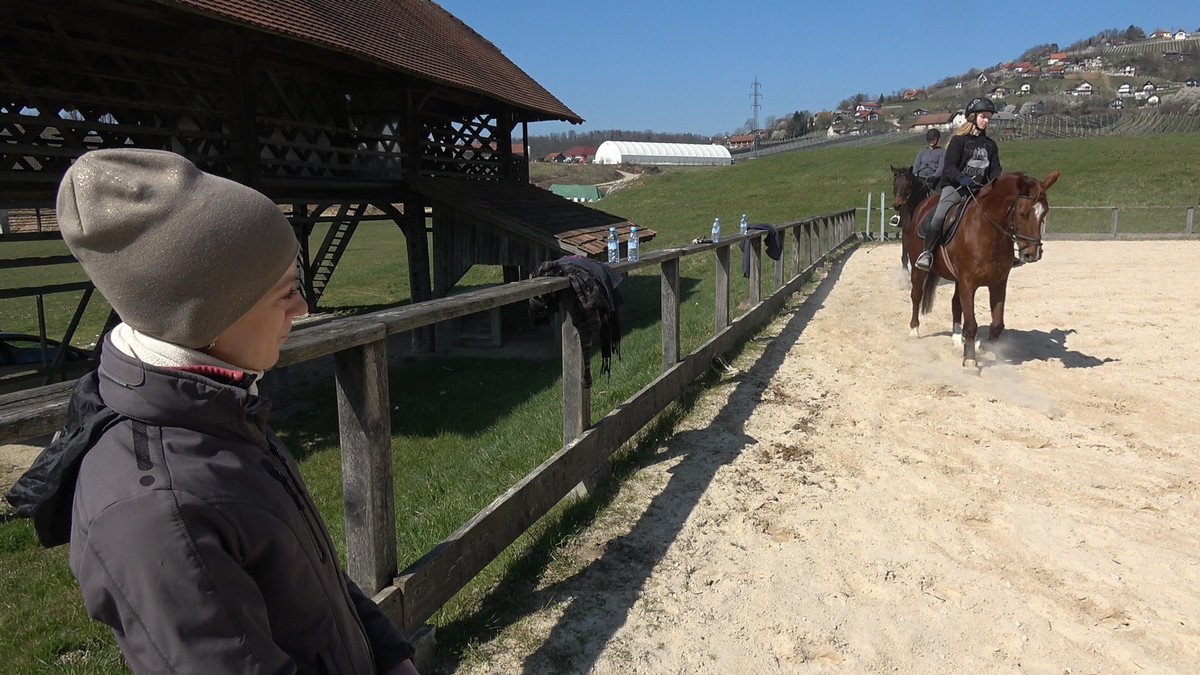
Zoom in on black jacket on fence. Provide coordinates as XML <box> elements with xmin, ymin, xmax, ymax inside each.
<box><xmin>740</xmin><ymin>223</ymin><xmax>783</xmax><ymax>278</ymax></box>
<box><xmin>529</xmin><ymin>256</ymin><xmax>623</xmax><ymax>388</ymax></box>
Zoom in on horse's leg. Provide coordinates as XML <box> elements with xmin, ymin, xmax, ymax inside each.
<box><xmin>987</xmin><ymin>281</ymin><xmax>1007</xmax><ymax>342</ymax></box>
<box><xmin>959</xmin><ymin>282</ymin><xmax>980</xmax><ymax>368</ymax></box>
<box><xmin>909</xmin><ymin>269</ymin><xmax>923</xmax><ymax>336</ymax></box>
<box><xmin>951</xmin><ymin>285</ymin><xmax>964</xmax><ymax>346</ymax></box>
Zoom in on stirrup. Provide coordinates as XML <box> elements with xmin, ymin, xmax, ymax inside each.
<box><xmin>914</xmin><ymin>251</ymin><xmax>933</xmax><ymax>271</ymax></box>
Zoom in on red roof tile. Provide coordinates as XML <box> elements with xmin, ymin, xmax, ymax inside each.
<box><xmin>167</xmin><ymin>0</ymin><xmax>582</xmax><ymax>123</ymax></box>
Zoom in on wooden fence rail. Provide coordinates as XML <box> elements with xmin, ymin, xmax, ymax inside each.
<box><xmin>0</xmin><ymin>209</ymin><xmax>858</xmax><ymax>637</ymax></box>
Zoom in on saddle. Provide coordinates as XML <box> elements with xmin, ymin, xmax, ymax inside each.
<box><xmin>917</xmin><ymin>200</ymin><xmax>967</xmax><ymax>242</ymax></box>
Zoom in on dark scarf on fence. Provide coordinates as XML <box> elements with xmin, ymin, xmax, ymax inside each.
<box><xmin>740</xmin><ymin>223</ymin><xmax>783</xmax><ymax>278</ymax></box>
<box><xmin>529</xmin><ymin>257</ymin><xmax>623</xmax><ymax>388</ymax></box>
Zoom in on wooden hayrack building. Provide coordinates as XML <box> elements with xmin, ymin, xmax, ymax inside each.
<box><xmin>2</xmin><ymin>0</ymin><xmax>652</xmax><ymax>353</ymax></box>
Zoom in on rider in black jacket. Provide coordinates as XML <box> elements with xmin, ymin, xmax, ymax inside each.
<box><xmin>915</xmin><ymin>97</ymin><xmax>1002</xmax><ymax>271</ymax></box>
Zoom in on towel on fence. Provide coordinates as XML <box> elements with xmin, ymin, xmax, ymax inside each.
<box><xmin>528</xmin><ymin>256</ymin><xmax>623</xmax><ymax>388</ymax></box>
<box><xmin>740</xmin><ymin>223</ymin><xmax>783</xmax><ymax>278</ymax></box>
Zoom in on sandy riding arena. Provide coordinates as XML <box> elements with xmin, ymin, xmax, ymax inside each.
<box><xmin>450</xmin><ymin>240</ymin><xmax>1200</xmax><ymax>674</ymax></box>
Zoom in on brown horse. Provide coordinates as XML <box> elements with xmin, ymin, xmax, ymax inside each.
<box><xmin>889</xmin><ymin>165</ymin><xmax>935</xmax><ymax>269</ymax></box>
<box><xmin>905</xmin><ymin>171</ymin><xmax>1061</xmax><ymax>367</ymax></box>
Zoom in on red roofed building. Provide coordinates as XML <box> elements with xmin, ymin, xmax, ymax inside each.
<box><xmin>562</xmin><ymin>146</ymin><xmax>598</xmax><ymax>163</ymax></box>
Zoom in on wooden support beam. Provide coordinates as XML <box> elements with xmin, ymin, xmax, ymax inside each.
<box><xmin>660</xmin><ymin>257</ymin><xmax>680</xmax><ymax>372</ymax></box>
<box><xmin>334</xmin><ymin>329</ymin><xmax>397</xmax><ymax>595</ymax></box>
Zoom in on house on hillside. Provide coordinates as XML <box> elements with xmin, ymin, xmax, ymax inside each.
<box><xmin>989</xmin><ymin>85</ymin><xmax>1010</xmax><ymax>98</ymax></box>
<box><xmin>903</xmin><ymin>88</ymin><xmax>927</xmax><ymax>100</ymax></box>
<box><xmin>1174</xmin><ymin>29</ymin><xmax>1190</xmax><ymax>40</ymax></box>
<box><xmin>855</xmin><ymin>101</ymin><xmax>879</xmax><ymax>113</ymax></box>
<box><xmin>1114</xmin><ymin>64</ymin><xmax>1137</xmax><ymax>77</ymax></box>
<box><xmin>1109</xmin><ymin>97</ymin><xmax>1124</xmax><ymax>109</ymax></box>
<box><xmin>1043</xmin><ymin>65</ymin><xmax>1065</xmax><ymax>78</ymax></box>
<box><xmin>1146</xmin><ymin>94</ymin><xmax>1161</xmax><ymax>107</ymax></box>
<box><xmin>1186</xmin><ymin>78</ymin><xmax>1199</xmax><ymax>87</ymax></box>
<box><xmin>911</xmin><ymin>107</ymin><xmax>931</xmax><ymax>117</ymax></box>
<box><xmin>727</xmin><ymin>133</ymin><xmax>758</xmax><ymax>149</ymax></box>
<box><xmin>1143</xmin><ymin>81</ymin><xmax>1158</xmax><ymax>93</ymax></box>
<box><xmin>1018</xmin><ymin>82</ymin><xmax>1032</xmax><ymax>95</ymax></box>
<box><xmin>1150</xmin><ymin>28</ymin><xmax>1172</xmax><ymax>40</ymax></box>
<box><xmin>562</xmin><ymin>146</ymin><xmax>597</xmax><ymax>163</ymax></box>
<box><xmin>1072</xmin><ymin>80</ymin><xmax>1094</xmax><ymax>96</ymax></box>
<box><xmin>976</xmin><ymin>73</ymin><xmax>989</xmax><ymax>86</ymax></box>
<box><xmin>1117</xmin><ymin>82</ymin><xmax>1134</xmax><ymax>96</ymax></box>
<box><xmin>1047</xmin><ymin>52</ymin><xmax>1068</xmax><ymax>65</ymax></box>
<box><xmin>912</xmin><ymin>112</ymin><xmax>953</xmax><ymax>132</ymax></box>
<box><xmin>1013</xmin><ymin>61</ymin><xmax>1033</xmax><ymax>74</ymax></box>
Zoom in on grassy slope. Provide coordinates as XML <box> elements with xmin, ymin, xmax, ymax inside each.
<box><xmin>1</xmin><ymin>132</ymin><xmax>1197</xmax><ymax>671</ymax></box>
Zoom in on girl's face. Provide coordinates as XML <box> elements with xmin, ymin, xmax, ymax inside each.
<box><xmin>208</xmin><ymin>264</ymin><xmax>308</xmax><ymax>371</ymax></box>
<box><xmin>975</xmin><ymin>111</ymin><xmax>993</xmax><ymax>132</ymax></box>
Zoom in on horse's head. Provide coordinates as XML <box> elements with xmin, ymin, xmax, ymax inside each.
<box><xmin>1010</xmin><ymin>171</ymin><xmax>1060</xmax><ymax>263</ymax></box>
<box><xmin>890</xmin><ymin>165</ymin><xmax>913</xmax><ymax>210</ymax></box>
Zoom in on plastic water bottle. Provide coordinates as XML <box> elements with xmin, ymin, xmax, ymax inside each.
<box><xmin>740</xmin><ymin>213</ymin><xmax>748</xmax><ymax>235</ymax></box>
<box><xmin>607</xmin><ymin>227</ymin><xmax>619</xmax><ymax>262</ymax></box>
<box><xmin>711</xmin><ymin>217</ymin><xmax>721</xmax><ymax>243</ymax></box>
<box><xmin>627</xmin><ymin>226</ymin><xmax>640</xmax><ymax>261</ymax></box>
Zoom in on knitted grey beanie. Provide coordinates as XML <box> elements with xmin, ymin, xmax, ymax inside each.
<box><xmin>56</xmin><ymin>149</ymin><xmax>300</xmax><ymax>349</ymax></box>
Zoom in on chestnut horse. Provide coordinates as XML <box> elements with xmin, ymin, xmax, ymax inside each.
<box><xmin>905</xmin><ymin>171</ymin><xmax>1061</xmax><ymax>367</ymax></box>
<box><xmin>889</xmin><ymin>165</ymin><xmax>935</xmax><ymax>269</ymax></box>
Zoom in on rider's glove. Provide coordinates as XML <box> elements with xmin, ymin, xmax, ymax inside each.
<box><xmin>958</xmin><ymin>175</ymin><xmax>973</xmax><ymax>188</ymax></box>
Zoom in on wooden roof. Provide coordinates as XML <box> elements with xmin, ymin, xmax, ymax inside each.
<box><xmin>166</xmin><ymin>0</ymin><xmax>582</xmax><ymax>124</ymax></box>
<box><xmin>409</xmin><ymin>179</ymin><xmax>655</xmax><ymax>257</ymax></box>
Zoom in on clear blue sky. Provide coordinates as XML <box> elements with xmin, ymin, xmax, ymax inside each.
<box><xmin>434</xmin><ymin>1</ymin><xmax>1197</xmax><ymax>136</ymax></box>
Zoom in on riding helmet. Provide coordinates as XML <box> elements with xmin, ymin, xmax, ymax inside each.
<box><xmin>965</xmin><ymin>97</ymin><xmax>998</xmax><ymax>114</ymax></box>
<box><xmin>925</xmin><ymin>128</ymin><xmax>941</xmax><ymax>141</ymax></box>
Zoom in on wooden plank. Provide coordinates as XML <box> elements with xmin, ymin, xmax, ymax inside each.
<box><xmin>0</xmin><ymin>255</ymin><xmax>77</xmax><ymax>269</ymax></box>
<box><xmin>749</xmin><ymin>237</ymin><xmax>762</xmax><ymax>306</ymax></box>
<box><xmin>561</xmin><ymin>296</ymin><xmax>589</xmax><ymax>443</ymax></box>
<box><xmin>715</xmin><ymin>245</ymin><xmax>730</xmax><ymax>331</ymax></box>
<box><xmin>660</xmin><ymin>258</ymin><xmax>680</xmax><ymax>372</ymax></box>
<box><xmin>335</xmin><ymin>330</ymin><xmax>397</xmax><ymax>596</ymax></box>
<box><xmin>0</xmin><ymin>380</ymin><xmax>75</xmax><ymax>444</ymax></box>
<box><xmin>0</xmin><ymin>281</ymin><xmax>92</xmax><ymax>300</ymax></box>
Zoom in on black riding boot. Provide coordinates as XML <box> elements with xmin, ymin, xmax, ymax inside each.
<box><xmin>915</xmin><ymin>230</ymin><xmax>939</xmax><ymax>271</ymax></box>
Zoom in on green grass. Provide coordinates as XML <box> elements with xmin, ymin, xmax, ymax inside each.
<box><xmin>2</xmin><ymin>132</ymin><xmax>1198</xmax><ymax>671</ymax></box>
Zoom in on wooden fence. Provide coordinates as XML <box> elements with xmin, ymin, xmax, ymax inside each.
<box><xmin>0</xmin><ymin>209</ymin><xmax>857</xmax><ymax>636</ymax></box>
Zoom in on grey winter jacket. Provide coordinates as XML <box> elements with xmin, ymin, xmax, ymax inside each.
<box><xmin>33</xmin><ymin>340</ymin><xmax>412</xmax><ymax>674</ymax></box>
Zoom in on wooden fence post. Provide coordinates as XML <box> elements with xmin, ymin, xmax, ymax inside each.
<box><xmin>790</xmin><ymin>225</ymin><xmax>802</xmax><ymax>278</ymax></box>
<box><xmin>661</xmin><ymin>257</ymin><xmax>680</xmax><ymax>372</ymax></box>
<box><xmin>561</xmin><ymin>295</ymin><xmax>589</xmax><ymax>443</ymax></box>
<box><xmin>1110</xmin><ymin>207</ymin><xmax>1119</xmax><ymax>238</ymax></box>
<box><xmin>804</xmin><ymin>222</ymin><xmax>814</xmax><ymax>269</ymax></box>
<box><xmin>773</xmin><ymin>242</ymin><xmax>784</xmax><ymax>291</ymax></box>
<box><xmin>1187</xmin><ymin>207</ymin><xmax>1194</xmax><ymax>235</ymax></box>
<box><xmin>749</xmin><ymin>236</ymin><xmax>762</xmax><ymax>306</ymax></box>
<box><xmin>335</xmin><ymin>332</ymin><xmax>396</xmax><ymax>596</ymax></box>
<box><xmin>715</xmin><ymin>245</ymin><xmax>730</xmax><ymax>331</ymax></box>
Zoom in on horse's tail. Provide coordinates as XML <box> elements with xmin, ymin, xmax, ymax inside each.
<box><xmin>919</xmin><ymin>269</ymin><xmax>938</xmax><ymax>315</ymax></box>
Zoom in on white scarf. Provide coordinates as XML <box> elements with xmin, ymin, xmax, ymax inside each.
<box><xmin>108</xmin><ymin>323</ymin><xmax>263</xmax><ymax>395</ymax></box>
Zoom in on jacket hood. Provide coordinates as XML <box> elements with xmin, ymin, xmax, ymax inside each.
<box><xmin>5</xmin><ymin>339</ymin><xmax>270</xmax><ymax>547</ymax></box>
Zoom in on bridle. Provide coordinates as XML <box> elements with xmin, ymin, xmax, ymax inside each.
<box><xmin>965</xmin><ymin>185</ymin><xmax>1043</xmax><ymax>248</ymax></box>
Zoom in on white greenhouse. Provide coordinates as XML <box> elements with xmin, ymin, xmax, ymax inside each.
<box><xmin>593</xmin><ymin>141</ymin><xmax>732</xmax><ymax>166</ymax></box>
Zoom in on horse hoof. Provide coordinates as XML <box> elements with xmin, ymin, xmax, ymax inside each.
<box><xmin>962</xmin><ymin>358</ymin><xmax>979</xmax><ymax>371</ymax></box>
<box><xmin>952</xmin><ymin>334</ymin><xmax>963</xmax><ymax>347</ymax></box>
<box><xmin>909</xmin><ymin>327</ymin><xmax>919</xmax><ymax>338</ymax></box>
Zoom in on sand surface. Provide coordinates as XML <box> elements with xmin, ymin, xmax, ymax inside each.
<box><xmin>449</xmin><ymin>240</ymin><xmax>1200</xmax><ymax>674</ymax></box>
